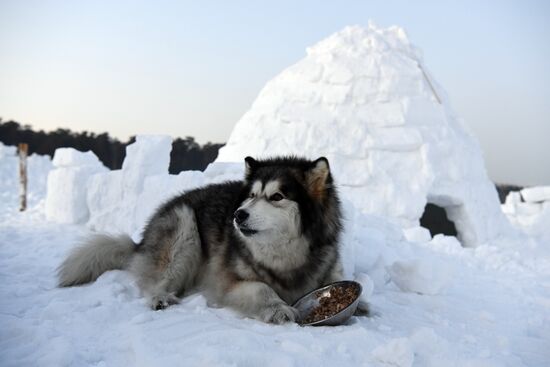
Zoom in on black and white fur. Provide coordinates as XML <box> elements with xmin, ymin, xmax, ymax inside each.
<box><xmin>58</xmin><ymin>156</ymin><xmax>367</xmax><ymax>324</ymax></box>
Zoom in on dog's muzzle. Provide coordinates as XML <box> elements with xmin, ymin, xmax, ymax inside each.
<box><xmin>234</xmin><ymin>209</ymin><xmax>257</xmax><ymax>236</ymax></box>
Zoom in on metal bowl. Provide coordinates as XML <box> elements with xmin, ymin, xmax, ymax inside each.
<box><xmin>292</xmin><ymin>280</ymin><xmax>362</xmax><ymax>326</ymax></box>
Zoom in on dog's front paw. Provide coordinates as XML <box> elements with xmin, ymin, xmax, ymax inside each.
<box><xmin>151</xmin><ymin>293</ymin><xmax>179</xmax><ymax>310</ymax></box>
<box><xmin>260</xmin><ymin>303</ymin><xmax>298</xmax><ymax>324</ymax></box>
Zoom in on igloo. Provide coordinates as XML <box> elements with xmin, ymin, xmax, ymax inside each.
<box><xmin>216</xmin><ymin>23</ymin><xmax>514</xmax><ymax>247</ymax></box>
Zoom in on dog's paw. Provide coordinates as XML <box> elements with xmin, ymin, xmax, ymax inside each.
<box><xmin>260</xmin><ymin>303</ymin><xmax>298</xmax><ymax>324</ymax></box>
<box><xmin>354</xmin><ymin>300</ymin><xmax>370</xmax><ymax>317</ymax></box>
<box><xmin>151</xmin><ymin>293</ymin><xmax>179</xmax><ymax>310</ymax></box>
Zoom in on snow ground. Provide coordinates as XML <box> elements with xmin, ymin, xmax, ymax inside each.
<box><xmin>1</xmin><ymin>155</ymin><xmax>549</xmax><ymax>367</ymax></box>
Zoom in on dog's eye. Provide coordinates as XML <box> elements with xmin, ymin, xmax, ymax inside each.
<box><xmin>249</xmin><ymin>192</ymin><xmax>255</xmax><ymax>198</ymax></box>
<box><xmin>269</xmin><ymin>193</ymin><xmax>284</xmax><ymax>202</ymax></box>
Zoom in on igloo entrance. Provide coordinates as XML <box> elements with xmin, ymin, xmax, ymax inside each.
<box><xmin>420</xmin><ymin>203</ymin><xmax>458</xmax><ymax>237</ymax></box>
<box><xmin>419</xmin><ymin>195</ymin><xmax>472</xmax><ymax>246</ymax></box>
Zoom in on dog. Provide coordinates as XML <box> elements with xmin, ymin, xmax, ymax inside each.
<box><xmin>58</xmin><ymin>156</ymin><xmax>368</xmax><ymax>324</ymax></box>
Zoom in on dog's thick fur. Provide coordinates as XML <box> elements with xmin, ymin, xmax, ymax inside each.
<box><xmin>58</xmin><ymin>156</ymin><xmax>367</xmax><ymax>323</ymax></box>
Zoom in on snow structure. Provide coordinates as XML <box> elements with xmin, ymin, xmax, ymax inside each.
<box><xmin>502</xmin><ymin>186</ymin><xmax>550</xmax><ymax>243</ymax></box>
<box><xmin>86</xmin><ymin>135</ymin><xmax>173</xmax><ymax>238</ymax></box>
<box><xmin>45</xmin><ymin>148</ymin><xmax>107</xmax><ymax>224</ymax></box>
<box><xmin>216</xmin><ymin>23</ymin><xmax>515</xmax><ymax>247</ymax></box>
<box><xmin>84</xmin><ymin>135</ymin><xmax>246</xmax><ymax>242</ymax></box>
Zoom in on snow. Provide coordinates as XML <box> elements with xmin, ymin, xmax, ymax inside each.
<box><xmin>2</xmin><ymin>24</ymin><xmax>550</xmax><ymax>366</ymax></box>
<box><xmin>403</xmin><ymin>226</ymin><xmax>431</xmax><ymax>244</ymax></box>
<box><xmin>521</xmin><ymin>186</ymin><xmax>550</xmax><ymax>203</ymax></box>
<box><xmin>372</xmin><ymin>337</ymin><xmax>414</xmax><ymax>367</ymax></box>
<box><xmin>387</xmin><ymin>258</ymin><xmax>451</xmax><ymax>295</ymax></box>
<box><xmin>0</xmin><ymin>143</ymin><xmax>52</xmax><ymax>212</ymax></box>
<box><xmin>2</xmin><ymin>204</ymin><xmax>550</xmax><ymax>366</ymax></box>
<box><xmin>502</xmin><ymin>188</ymin><xmax>550</xmax><ymax>244</ymax></box>
<box><xmin>51</xmin><ymin>148</ymin><xmax>104</xmax><ymax>168</ymax></box>
<box><xmin>86</xmin><ymin>135</ymin><xmax>176</xmax><ymax>238</ymax></box>
<box><xmin>354</xmin><ymin>272</ymin><xmax>374</xmax><ymax>300</ymax></box>
<box><xmin>2</xmin><ymin>144</ymin><xmax>550</xmax><ymax>366</ymax></box>
<box><xmin>45</xmin><ymin>148</ymin><xmax>107</xmax><ymax>224</ymax></box>
<box><xmin>0</xmin><ymin>143</ymin><xmax>17</xmax><ymax>158</ymax></box>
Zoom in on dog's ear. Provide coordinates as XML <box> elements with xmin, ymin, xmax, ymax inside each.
<box><xmin>244</xmin><ymin>156</ymin><xmax>257</xmax><ymax>177</ymax></box>
<box><xmin>305</xmin><ymin>157</ymin><xmax>330</xmax><ymax>200</ymax></box>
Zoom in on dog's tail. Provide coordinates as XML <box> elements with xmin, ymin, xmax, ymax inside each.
<box><xmin>57</xmin><ymin>234</ymin><xmax>136</xmax><ymax>287</ymax></box>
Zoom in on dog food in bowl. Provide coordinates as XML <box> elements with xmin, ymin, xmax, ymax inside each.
<box><xmin>293</xmin><ymin>281</ymin><xmax>362</xmax><ymax>326</ymax></box>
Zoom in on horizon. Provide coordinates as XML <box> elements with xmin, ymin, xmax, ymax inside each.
<box><xmin>0</xmin><ymin>1</ymin><xmax>549</xmax><ymax>186</ymax></box>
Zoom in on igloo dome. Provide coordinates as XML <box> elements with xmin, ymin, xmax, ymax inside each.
<box><xmin>216</xmin><ymin>23</ymin><xmax>514</xmax><ymax>247</ymax></box>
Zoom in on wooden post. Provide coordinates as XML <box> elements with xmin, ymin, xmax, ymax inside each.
<box><xmin>19</xmin><ymin>143</ymin><xmax>28</xmax><ymax>211</ymax></box>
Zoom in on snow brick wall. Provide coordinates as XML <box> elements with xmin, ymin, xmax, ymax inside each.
<box><xmin>86</xmin><ymin>135</ymin><xmax>174</xmax><ymax>238</ymax></box>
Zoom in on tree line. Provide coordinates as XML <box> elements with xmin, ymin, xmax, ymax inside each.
<box><xmin>0</xmin><ymin>118</ymin><xmax>224</xmax><ymax>173</ymax></box>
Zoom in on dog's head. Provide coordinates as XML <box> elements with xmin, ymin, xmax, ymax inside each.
<box><xmin>233</xmin><ymin>156</ymin><xmax>334</xmax><ymax>241</ymax></box>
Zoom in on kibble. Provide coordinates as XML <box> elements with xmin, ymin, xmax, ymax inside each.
<box><xmin>300</xmin><ymin>283</ymin><xmax>360</xmax><ymax>324</ymax></box>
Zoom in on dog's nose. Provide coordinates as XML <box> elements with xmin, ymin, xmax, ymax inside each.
<box><xmin>234</xmin><ymin>209</ymin><xmax>249</xmax><ymax>224</ymax></box>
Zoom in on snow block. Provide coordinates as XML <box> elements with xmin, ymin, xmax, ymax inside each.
<box><xmin>521</xmin><ymin>186</ymin><xmax>550</xmax><ymax>203</ymax></box>
<box><xmin>121</xmin><ymin>135</ymin><xmax>172</xmax><ymax>197</ymax></box>
<box><xmin>86</xmin><ymin>135</ymin><xmax>173</xmax><ymax>235</ymax></box>
<box><xmin>86</xmin><ymin>170</ymin><xmax>125</xmax><ymax>231</ymax></box>
<box><xmin>403</xmin><ymin>227</ymin><xmax>432</xmax><ymax>243</ymax></box>
<box><xmin>52</xmin><ymin>148</ymin><xmax>103</xmax><ymax>168</ymax></box>
<box><xmin>132</xmin><ymin>171</ymin><xmax>207</xmax><ymax>242</ymax></box>
<box><xmin>45</xmin><ymin>149</ymin><xmax>106</xmax><ymax>224</ymax></box>
<box><xmin>503</xmin><ymin>187</ymin><xmax>550</xmax><ymax>243</ymax></box>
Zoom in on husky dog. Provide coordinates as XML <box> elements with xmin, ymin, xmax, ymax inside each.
<box><xmin>58</xmin><ymin>156</ymin><xmax>367</xmax><ymax>324</ymax></box>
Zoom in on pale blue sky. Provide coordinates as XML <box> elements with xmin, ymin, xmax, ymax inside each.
<box><xmin>0</xmin><ymin>0</ymin><xmax>548</xmax><ymax>185</ymax></box>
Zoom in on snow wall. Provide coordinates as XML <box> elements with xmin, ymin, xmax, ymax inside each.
<box><xmin>502</xmin><ymin>187</ymin><xmax>550</xmax><ymax>243</ymax></box>
<box><xmin>45</xmin><ymin>148</ymin><xmax>107</xmax><ymax>224</ymax></box>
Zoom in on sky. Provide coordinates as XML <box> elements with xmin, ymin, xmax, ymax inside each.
<box><xmin>0</xmin><ymin>0</ymin><xmax>548</xmax><ymax>185</ymax></box>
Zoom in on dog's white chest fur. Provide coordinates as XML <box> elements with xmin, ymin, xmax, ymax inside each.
<box><xmin>246</xmin><ymin>235</ymin><xmax>310</xmax><ymax>272</ymax></box>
